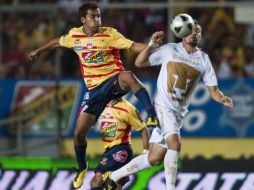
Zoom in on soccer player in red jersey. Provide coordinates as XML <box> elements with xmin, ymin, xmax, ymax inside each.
<box><xmin>29</xmin><ymin>2</ymin><xmax>158</xmax><ymax>189</ymax></box>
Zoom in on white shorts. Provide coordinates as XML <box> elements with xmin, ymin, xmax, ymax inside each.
<box><xmin>149</xmin><ymin>104</ymin><xmax>183</xmax><ymax>149</ymax></box>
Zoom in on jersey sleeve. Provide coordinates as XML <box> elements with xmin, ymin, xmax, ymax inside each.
<box><xmin>127</xmin><ymin>107</ymin><xmax>146</xmax><ymax>131</ymax></box>
<box><xmin>148</xmin><ymin>44</ymin><xmax>169</xmax><ymax>66</ymax></box>
<box><xmin>59</xmin><ymin>29</ymin><xmax>74</xmax><ymax>49</ymax></box>
<box><xmin>202</xmin><ymin>54</ymin><xmax>218</xmax><ymax>86</ymax></box>
<box><xmin>108</xmin><ymin>28</ymin><xmax>134</xmax><ymax>49</ymax></box>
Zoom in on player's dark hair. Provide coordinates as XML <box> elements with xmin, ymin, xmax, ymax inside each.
<box><xmin>193</xmin><ymin>19</ymin><xmax>202</xmax><ymax>30</ymax></box>
<box><xmin>193</xmin><ymin>19</ymin><xmax>199</xmax><ymax>25</ymax></box>
<box><xmin>79</xmin><ymin>2</ymin><xmax>99</xmax><ymax>18</ymax></box>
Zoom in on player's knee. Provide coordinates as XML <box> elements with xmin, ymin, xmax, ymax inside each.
<box><xmin>74</xmin><ymin>128</ymin><xmax>86</xmax><ymax>140</ymax></box>
<box><xmin>119</xmin><ymin>71</ymin><xmax>136</xmax><ymax>83</ymax></box>
<box><xmin>90</xmin><ymin>173</ymin><xmax>103</xmax><ymax>187</ymax></box>
<box><xmin>148</xmin><ymin>155</ymin><xmax>163</xmax><ymax>166</ymax></box>
<box><xmin>169</xmin><ymin>141</ymin><xmax>182</xmax><ymax>152</ymax></box>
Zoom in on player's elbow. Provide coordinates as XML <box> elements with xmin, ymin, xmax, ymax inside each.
<box><xmin>135</xmin><ymin>60</ymin><xmax>146</xmax><ymax>68</ymax></box>
<box><xmin>50</xmin><ymin>38</ymin><xmax>60</xmax><ymax>49</ymax></box>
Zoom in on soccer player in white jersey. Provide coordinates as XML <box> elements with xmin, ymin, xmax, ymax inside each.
<box><xmin>103</xmin><ymin>20</ymin><xmax>233</xmax><ymax>190</ymax></box>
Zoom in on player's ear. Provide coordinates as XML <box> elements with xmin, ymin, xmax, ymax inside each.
<box><xmin>81</xmin><ymin>17</ymin><xmax>86</xmax><ymax>24</ymax></box>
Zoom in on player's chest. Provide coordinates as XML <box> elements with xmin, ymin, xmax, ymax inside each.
<box><xmin>72</xmin><ymin>38</ymin><xmax>110</xmax><ymax>51</ymax></box>
<box><xmin>166</xmin><ymin>50</ymin><xmax>204</xmax><ymax>73</ymax></box>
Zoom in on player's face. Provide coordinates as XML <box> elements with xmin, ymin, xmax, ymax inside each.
<box><xmin>183</xmin><ymin>24</ymin><xmax>202</xmax><ymax>47</ymax></box>
<box><xmin>82</xmin><ymin>8</ymin><xmax>102</xmax><ymax>31</ymax></box>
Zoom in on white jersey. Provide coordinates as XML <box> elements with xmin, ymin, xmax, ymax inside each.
<box><xmin>149</xmin><ymin>42</ymin><xmax>217</xmax><ymax>116</ymax></box>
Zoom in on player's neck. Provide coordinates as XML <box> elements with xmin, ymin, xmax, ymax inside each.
<box><xmin>182</xmin><ymin>42</ymin><xmax>197</xmax><ymax>54</ymax></box>
<box><xmin>82</xmin><ymin>26</ymin><xmax>98</xmax><ymax>36</ymax></box>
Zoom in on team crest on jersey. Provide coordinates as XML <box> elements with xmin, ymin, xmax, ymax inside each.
<box><xmin>86</xmin><ymin>40</ymin><xmax>93</xmax><ymax>48</ymax></box>
<box><xmin>113</xmin><ymin>150</ymin><xmax>128</xmax><ymax>163</ymax></box>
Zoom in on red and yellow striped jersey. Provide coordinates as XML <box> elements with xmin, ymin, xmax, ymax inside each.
<box><xmin>59</xmin><ymin>27</ymin><xmax>133</xmax><ymax>90</ymax></box>
<box><xmin>98</xmin><ymin>99</ymin><xmax>145</xmax><ymax>149</ymax></box>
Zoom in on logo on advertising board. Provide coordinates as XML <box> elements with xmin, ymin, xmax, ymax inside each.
<box><xmin>8</xmin><ymin>81</ymin><xmax>81</xmax><ymax>136</ymax></box>
<box><xmin>220</xmin><ymin>79</ymin><xmax>254</xmax><ymax>137</ymax></box>
<box><xmin>1</xmin><ymin>157</ymin><xmax>254</xmax><ymax>190</ymax></box>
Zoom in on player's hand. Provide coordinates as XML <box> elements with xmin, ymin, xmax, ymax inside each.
<box><xmin>221</xmin><ymin>96</ymin><xmax>233</xmax><ymax>108</ymax></box>
<box><xmin>149</xmin><ymin>31</ymin><xmax>164</xmax><ymax>48</ymax></box>
<box><xmin>29</xmin><ymin>50</ymin><xmax>40</xmax><ymax>61</ymax></box>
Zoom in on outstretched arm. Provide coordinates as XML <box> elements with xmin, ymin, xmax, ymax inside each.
<box><xmin>129</xmin><ymin>42</ymin><xmax>147</xmax><ymax>53</ymax></box>
<box><xmin>208</xmin><ymin>86</ymin><xmax>233</xmax><ymax>108</ymax></box>
<box><xmin>135</xmin><ymin>31</ymin><xmax>164</xmax><ymax>68</ymax></box>
<box><xmin>29</xmin><ymin>38</ymin><xmax>60</xmax><ymax>61</ymax></box>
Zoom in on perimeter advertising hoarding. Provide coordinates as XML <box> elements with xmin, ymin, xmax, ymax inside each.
<box><xmin>0</xmin><ymin>80</ymin><xmax>82</xmax><ymax>136</ymax></box>
<box><xmin>1</xmin><ymin>157</ymin><xmax>254</xmax><ymax>190</ymax></box>
<box><xmin>0</xmin><ymin>79</ymin><xmax>254</xmax><ymax>137</ymax></box>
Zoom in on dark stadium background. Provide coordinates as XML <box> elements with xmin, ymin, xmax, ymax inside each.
<box><xmin>0</xmin><ymin>1</ymin><xmax>254</xmax><ymax>190</ymax></box>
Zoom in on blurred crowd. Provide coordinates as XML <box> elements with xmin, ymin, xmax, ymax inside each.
<box><xmin>1</xmin><ymin>2</ymin><xmax>254</xmax><ymax>80</ymax></box>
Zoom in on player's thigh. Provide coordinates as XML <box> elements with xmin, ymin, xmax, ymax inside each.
<box><xmin>148</xmin><ymin>143</ymin><xmax>167</xmax><ymax>166</ymax></box>
<box><xmin>95</xmin><ymin>144</ymin><xmax>133</xmax><ymax>173</ymax></box>
<box><xmin>155</xmin><ymin>105</ymin><xmax>183</xmax><ymax>138</ymax></box>
<box><xmin>118</xmin><ymin>71</ymin><xmax>142</xmax><ymax>91</ymax></box>
<box><xmin>165</xmin><ymin>134</ymin><xmax>182</xmax><ymax>152</ymax></box>
<box><xmin>82</xmin><ymin>74</ymin><xmax>127</xmax><ymax>119</ymax></box>
<box><xmin>75</xmin><ymin>111</ymin><xmax>96</xmax><ymax>135</ymax></box>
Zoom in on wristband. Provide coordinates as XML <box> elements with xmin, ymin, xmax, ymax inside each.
<box><xmin>143</xmin><ymin>149</ymin><xmax>149</xmax><ymax>154</ymax></box>
<box><xmin>148</xmin><ymin>40</ymin><xmax>155</xmax><ymax>48</ymax></box>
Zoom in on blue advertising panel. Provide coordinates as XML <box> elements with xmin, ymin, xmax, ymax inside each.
<box><xmin>181</xmin><ymin>79</ymin><xmax>254</xmax><ymax>137</ymax></box>
<box><xmin>0</xmin><ymin>78</ymin><xmax>254</xmax><ymax>137</ymax></box>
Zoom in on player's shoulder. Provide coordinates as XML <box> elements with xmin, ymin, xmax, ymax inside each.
<box><xmin>65</xmin><ymin>26</ymin><xmax>83</xmax><ymax>35</ymax></box>
<box><xmin>152</xmin><ymin>42</ymin><xmax>174</xmax><ymax>54</ymax></box>
<box><xmin>161</xmin><ymin>42</ymin><xmax>176</xmax><ymax>50</ymax></box>
<box><xmin>100</xmin><ymin>27</ymin><xmax>118</xmax><ymax>34</ymax></box>
<box><xmin>198</xmin><ymin>48</ymin><xmax>210</xmax><ymax>61</ymax></box>
<box><xmin>100</xmin><ymin>27</ymin><xmax>122</xmax><ymax>35</ymax></box>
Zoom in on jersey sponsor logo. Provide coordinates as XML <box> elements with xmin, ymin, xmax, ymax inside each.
<box><xmin>113</xmin><ymin>150</ymin><xmax>128</xmax><ymax>163</ymax></box>
<box><xmin>173</xmin><ymin>53</ymin><xmax>199</xmax><ymax>67</ymax></box>
<box><xmin>82</xmin><ymin>51</ymin><xmax>104</xmax><ymax>63</ymax></box>
<box><xmin>73</xmin><ymin>46</ymin><xmax>83</xmax><ymax>51</ymax></box>
<box><xmin>101</xmin><ymin>122</ymin><xmax>117</xmax><ymax>137</ymax></box>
